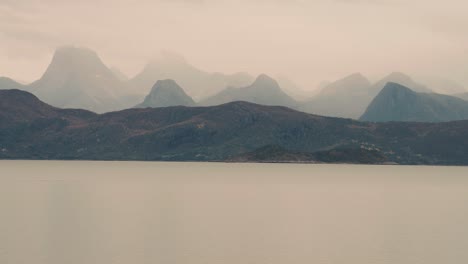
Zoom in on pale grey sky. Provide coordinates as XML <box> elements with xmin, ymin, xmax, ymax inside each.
<box><xmin>0</xmin><ymin>0</ymin><xmax>467</xmax><ymax>89</ymax></box>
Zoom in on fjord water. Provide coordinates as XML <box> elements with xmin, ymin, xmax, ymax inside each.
<box><xmin>1</xmin><ymin>161</ymin><xmax>468</xmax><ymax>264</ymax></box>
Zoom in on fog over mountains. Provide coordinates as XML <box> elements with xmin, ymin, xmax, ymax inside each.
<box><xmin>27</xmin><ymin>47</ymin><xmax>134</xmax><ymax>113</ymax></box>
<box><xmin>129</xmin><ymin>52</ymin><xmax>254</xmax><ymax>100</ymax></box>
<box><xmin>2</xmin><ymin>45</ymin><xmax>468</xmax><ymax>164</ymax></box>
<box><xmin>1</xmin><ymin>46</ymin><xmax>468</xmax><ymax>123</ymax></box>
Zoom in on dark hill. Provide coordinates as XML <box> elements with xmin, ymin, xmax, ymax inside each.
<box><xmin>2</xmin><ymin>89</ymin><xmax>468</xmax><ymax>165</ymax></box>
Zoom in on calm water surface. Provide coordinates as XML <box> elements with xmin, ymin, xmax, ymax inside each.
<box><xmin>1</xmin><ymin>161</ymin><xmax>468</xmax><ymax>264</ymax></box>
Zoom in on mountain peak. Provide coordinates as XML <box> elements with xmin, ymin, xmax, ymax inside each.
<box><xmin>360</xmin><ymin>82</ymin><xmax>468</xmax><ymax>122</ymax></box>
<box><xmin>40</xmin><ymin>46</ymin><xmax>112</xmax><ymax>79</ymax></box>
<box><xmin>29</xmin><ymin>46</ymin><xmax>130</xmax><ymax>113</ymax></box>
<box><xmin>380</xmin><ymin>82</ymin><xmax>415</xmax><ymax>95</ymax></box>
<box><xmin>52</xmin><ymin>46</ymin><xmax>102</xmax><ymax>65</ymax></box>
<box><xmin>135</xmin><ymin>79</ymin><xmax>195</xmax><ymax>108</ymax></box>
<box><xmin>252</xmin><ymin>74</ymin><xmax>280</xmax><ymax>88</ymax></box>
<box><xmin>334</xmin><ymin>72</ymin><xmax>370</xmax><ymax>85</ymax></box>
<box><xmin>344</xmin><ymin>72</ymin><xmax>368</xmax><ymax>82</ymax></box>
<box><xmin>376</xmin><ymin>72</ymin><xmax>431</xmax><ymax>94</ymax></box>
<box><xmin>384</xmin><ymin>72</ymin><xmax>413</xmax><ymax>82</ymax></box>
<box><xmin>318</xmin><ymin>72</ymin><xmax>371</xmax><ymax>97</ymax></box>
<box><xmin>200</xmin><ymin>74</ymin><xmax>296</xmax><ymax>107</ymax></box>
<box><xmin>152</xmin><ymin>79</ymin><xmax>180</xmax><ymax>91</ymax></box>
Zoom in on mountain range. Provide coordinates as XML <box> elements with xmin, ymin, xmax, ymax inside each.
<box><xmin>299</xmin><ymin>72</ymin><xmax>433</xmax><ymax>119</ymax></box>
<box><xmin>2</xmin><ymin>88</ymin><xmax>468</xmax><ymax>165</ymax></box>
<box><xmin>360</xmin><ymin>82</ymin><xmax>468</xmax><ymax>122</ymax></box>
<box><xmin>200</xmin><ymin>74</ymin><xmax>298</xmax><ymax>108</ymax></box>
<box><xmin>129</xmin><ymin>52</ymin><xmax>254</xmax><ymax>100</ymax></box>
<box><xmin>2</xmin><ymin>46</ymin><xmax>468</xmax><ymax>123</ymax></box>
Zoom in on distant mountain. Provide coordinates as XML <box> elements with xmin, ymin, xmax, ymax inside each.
<box><xmin>360</xmin><ymin>82</ymin><xmax>468</xmax><ymax>122</ymax></box>
<box><xmin>110</xmin><ymin>67</ymin><xmax>128</xmax><ymax>81</ymax></box>
<box><xmin>0</xmin><ymin>77</ymin><xmax>25</xmax><ymax>90</ymax></box>
<box><xmin>135</xmin><ymin>79</ymin><xmax>195</xmax><ymax>108</ymax></box>
<box><xmin>370</xmin><ymin>72</ymin><xmax>432</xmax><ymax>95</ymax></box>
<box><xmin>3</xmin><ymin>89</ymin><xmax>468</xmax><ymax>165</ymax></box>
<box><xmin>299</xmin><ymin>73</ymin><xmax>372</xmax><ymax>119</ymax></box>
<box><xmin>200</xmin><ymin>74</ymin><xmax>297</xmax><ymax>108</ymax></box>
<box><xmin>300</xmin><ymin>72</ymin><xmax>432</xmax><ymax>119</ymax></box>
<box><xmin>28</xmin><ymin>46</ymin><xmax>135</xmax><ymax>113</ymax></box>
<box><xmin>129</xmin><ymin>52</ymin><xmax>253</xmax><ymax>100</ymax></box>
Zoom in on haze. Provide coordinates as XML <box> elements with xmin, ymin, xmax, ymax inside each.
<box><xmin>1</xmin><ymin>0</ymin><xmax>467</xmax><ymax>90</ymax></box>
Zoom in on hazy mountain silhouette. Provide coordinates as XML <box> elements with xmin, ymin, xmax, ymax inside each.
<box><xmin>0</xmin><ymin>77</ymin><xmax>25</xmax><ymax>90</ymax></box>
<box><xmin>360</xmin><ymin>82</ymin><xmax>468</xmax><ymax>122</ymax></box>
<box><xmin>370</xmin><ymin>72</ymin><xmax>432</xmax><ymax>95</ymax></box>
<box><xmin>299</xmin><ymin>73</ymin><xmax>372</xmax><ymax>119</ymax></box>
<box><xmin>200</xmin><ymin>74</ymin><xmax>297</xmax><ymax>108</ymax></box>
<box><xmin>300</xmin><ymin>72</ymin><xmax>433</xmax><ymax>119</ymax></box>
<box><xmin>3</xmin><ymin>89</ymin><xmax>468</xmax><ymax>165</ymax></box>
<box><xmin>129</xmin><ymin>52</ymin><xmax>253</xmax><ymax>100</ymax></box>
<box><xmin>27</xmin><ymin>46</ymin><xmax>137</xmax><ymax>113</ymax></box>
<box><xmin>135</xmin><ymin>79</ymin><xmax>195</xmax><ymax>108</ymax></box>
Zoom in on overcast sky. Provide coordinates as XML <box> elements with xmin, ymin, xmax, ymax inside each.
<box><xmin>1</xmin><ymin>0</ymin><xmax>467</xmax><ymax>89</ymax></box>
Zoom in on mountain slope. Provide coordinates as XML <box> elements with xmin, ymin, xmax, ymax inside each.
<box><xmin>200</xmin><ymin>74</ymin><xmax>297</xmax><ymax>108</ymax></box>
<box><xmin>0</xmin><ymin>77</ymin><xmax>25</xmax><ymax>90</ymax></box>
<box><xmin>360</xmin><ymin>82</ymin><xmax>468</xmax><ymax>122</ymax></box>
<box><xmin>299</xmin><ymin>73</ymin><xmax>372</xmax><ymax>118</ymax></box>
<box><xmin>129</xmin><ymin>52</ymin><xmax>253</xmax><ymax>100</ymax></box>
<box><xmin>2</xmin><ymin>89</ymin><xmax>468</xmax><ymax>164</ymax></box>
<box><xmin>135</xmin><ymin>79</ymin><xmax>195</xmax><ymax>108</ymax></box>
<box><xmin>28</xmin><ymin>46</ymin><xmax>135</xmax><ymax>113</ymax></box>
